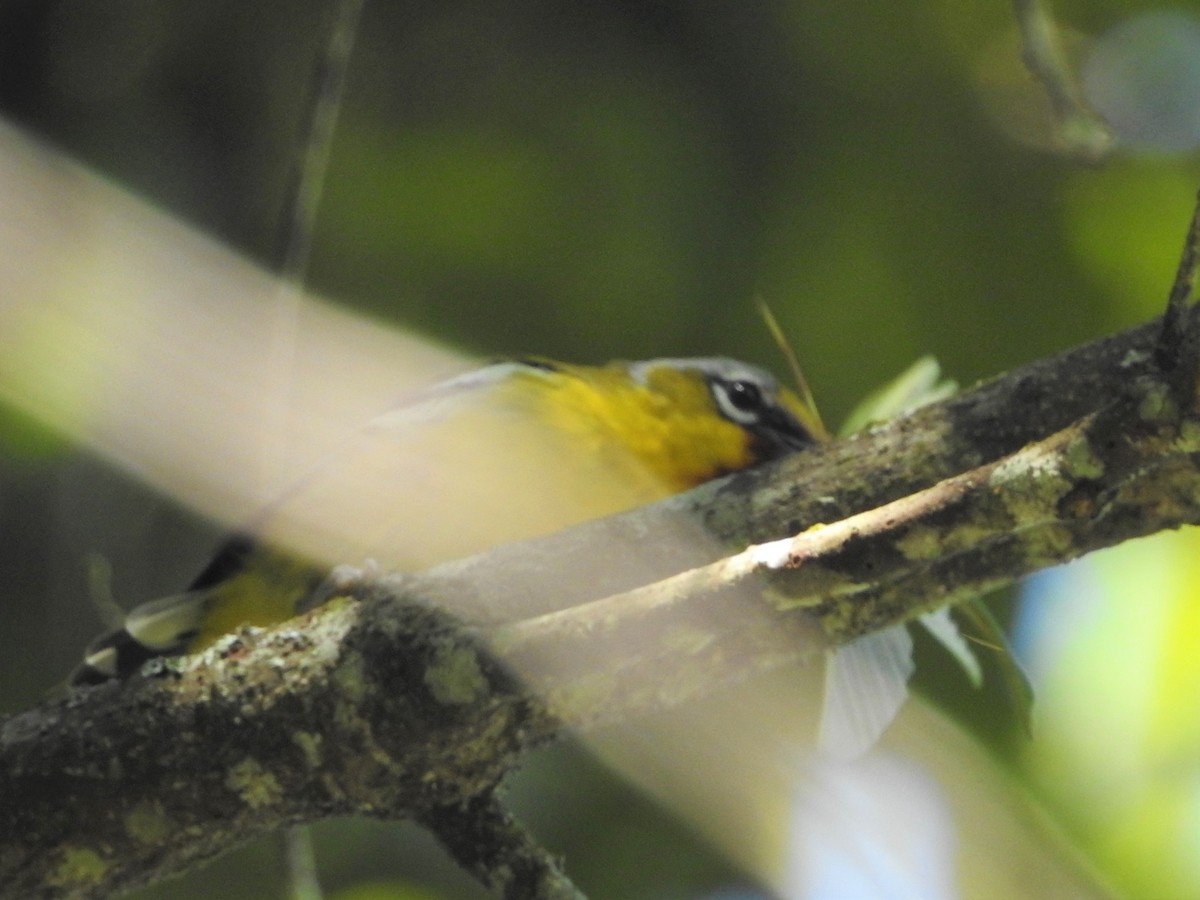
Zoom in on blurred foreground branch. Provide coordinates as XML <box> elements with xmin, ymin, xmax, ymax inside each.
<box><xmin>3</xmin><ymin>312</ymin><xmax>1200</xmax><ymax>898</ymax></box>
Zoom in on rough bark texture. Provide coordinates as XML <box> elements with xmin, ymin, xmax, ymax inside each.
<box><xmin>3</xmin><ymin>316</ymin><xmax>1200</xmax><ymax>898</ymax></box>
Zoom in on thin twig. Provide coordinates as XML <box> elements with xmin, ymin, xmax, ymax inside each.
<box><xmin>275</xmin><ymin>0</ymin><xmax>367</xmax><ymax>285</ymax></box>
<box><xmin>271</xmin><ymin>2</ymin><xmax>369</xmax><ymax>896</ymax></box>
<box><xmin>282</xmin><ymin>827</ymin><xmax>323</xmax><ymax>900</ymax></box>
<box><xmin>1011</xmin><ymin>0</ymin><xmax>1114</xmax><ymax>162</ymax></box>
<box><xmin>259</xmin><ymin>0</ymin><xmax>368</xmax><ymax>493</ymax></box>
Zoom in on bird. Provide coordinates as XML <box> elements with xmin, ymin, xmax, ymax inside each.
<box><xmin>72</xmin><ymin>355</ymin><xmax>828</xmax><ymax>686</ymax></box>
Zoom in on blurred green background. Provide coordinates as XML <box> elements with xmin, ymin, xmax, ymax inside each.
<box><xmin>2</xmin><ymin>1</ymin><xmax>1200</xmax><ymax>898</ymax></box>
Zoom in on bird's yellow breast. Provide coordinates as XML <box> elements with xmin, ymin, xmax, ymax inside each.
<box><xmin>522</xmin><ymin>363</ymin><xmax>755</xmax><ymax>493</ymax></box>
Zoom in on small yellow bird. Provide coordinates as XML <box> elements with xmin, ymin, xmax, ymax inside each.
<box><xmin>73</xmin><ymin>356</ymin><xmax>825</xmax><ymax>685</ymax></box>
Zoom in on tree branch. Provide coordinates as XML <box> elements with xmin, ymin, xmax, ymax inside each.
<box><xmin>3</xmin><ymin>316</ymin><xmax>1200</xmax><ymax>898</ymax></box>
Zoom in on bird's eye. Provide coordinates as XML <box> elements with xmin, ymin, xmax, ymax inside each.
<box><xmin>724</xmin><ymin>380</ymin><xmax>763</xmax><ymax>411</ymax></box>
<box><xmin>711</xmin><ymin>377</ymin><xmax>766</xmax><ymax>425</ymax></box>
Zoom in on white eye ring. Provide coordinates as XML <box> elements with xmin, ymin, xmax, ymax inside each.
<box><xmin>711</xmin><ymin>378</ymin><xmax>765</xmax><ymax>426</ymax></box>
